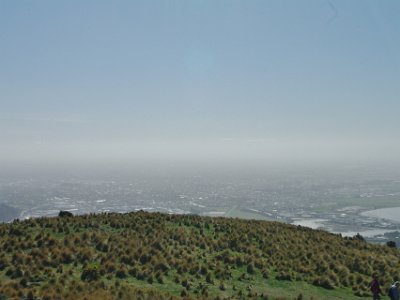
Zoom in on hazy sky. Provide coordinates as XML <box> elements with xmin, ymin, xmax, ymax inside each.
<box><xmin>1</xmin><ymin>0</ymin><xmax>400</xmax><ymax>166</ymax></box>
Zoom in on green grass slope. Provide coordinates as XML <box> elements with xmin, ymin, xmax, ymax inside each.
<box><xmin>0</xmin><ymin>211</ymin><xmax>398</xmax><ymax>299</ymax></box>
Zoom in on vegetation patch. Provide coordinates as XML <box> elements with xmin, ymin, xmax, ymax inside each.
<box><xmin>0</xmin><ymin>211</ymin><xmax>398</xmax><ymax>299</ymax></box>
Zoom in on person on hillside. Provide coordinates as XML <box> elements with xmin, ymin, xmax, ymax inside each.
<box><xmin>388</xmin><ymin>281</ymin><xmax>400</xmax><ymax>300</ymax></box>
<box><xmin>370</xmin><ymin>274</ymin><xmax>382</xmax><ymax>300</ymax></box>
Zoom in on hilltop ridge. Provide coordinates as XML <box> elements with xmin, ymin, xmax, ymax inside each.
<box><xmin>0</xmin><ymin>211</ymin><xmax>399</xmax><ymax>299</ymax></box>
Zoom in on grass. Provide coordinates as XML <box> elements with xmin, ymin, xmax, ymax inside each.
<box><xmin>1</xmin><ymin>211</ymin><xmax>397</xmax><ymax>299</ymax></box>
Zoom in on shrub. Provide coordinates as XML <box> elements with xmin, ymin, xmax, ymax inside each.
<box><xmin>247</xmin><ymin>263</ymin><xmax>255</xmax><ymax>274</ymax></box>
<box><xmin>115</xmin><ymin>268</ymin><xmax>127</xmax><ymax>279</ymax></box>
<box><xmin>312</xmin><ymin>276</ymin><xmax>334</xmax><ymax>290</ymax></box>
<box><xmin>81</xmin><ymin>267</ymin><xmax>99</xmax><ymax>282</ymax></box>
<box><xmin>387</xmin><ymin>241</ymin><xmax>397</xmax><ymax>248</ymax></box>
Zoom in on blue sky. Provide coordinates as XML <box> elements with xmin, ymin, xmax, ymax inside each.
<box><xmin>1</xmin><ymin>0</ymin><xmax>400</xmax><ymax>166</ymax></box>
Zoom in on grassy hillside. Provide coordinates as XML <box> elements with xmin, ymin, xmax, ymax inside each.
<box><xmin>0</xmin><ymin>211</ymin><xmax>398</xmax><ymax>299</ymax></box>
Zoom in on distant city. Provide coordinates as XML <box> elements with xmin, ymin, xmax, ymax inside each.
<box><xmin>1</xmin><ymin>163</ymin><xmax>400</xmax><ymax>245</ymax></box>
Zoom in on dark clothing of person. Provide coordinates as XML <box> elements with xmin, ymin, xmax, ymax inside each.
<box><xmin>370</xmin><ymin>278</ymin><xmax>382</xmax><ymax>300</ymax></box>
<box><xmin>389</xmin><ymin>285</ymin><xmax>400</xmax><ymax>300</ymax></box>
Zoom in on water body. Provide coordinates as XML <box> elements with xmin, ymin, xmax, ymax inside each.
<box><xmin>292</xmin><ymin>218</ymin><xmax>398</xmax><ymax>238</ymax></box>
<box><xmin>0</xmin><ymin>203</ymin><xmax>21</xmax><ymax>222</ymax></box>
<box><xmin>362</xmin><ymin>207</ymin><xmax>400</xmax><ymax>223</ymax></box>
<box><xmin>336</xmin><ymin>229</ymin><xmax>398</xmax><ymax>238</ymax></box>
<box><xmin>292</xmin><ymin>218</ymin><xmax>328</xmax><ymax>229</ymax></box>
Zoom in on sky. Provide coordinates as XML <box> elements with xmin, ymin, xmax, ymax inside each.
<box><xmin>1</xmin><ymin>0</ymin><xmax>400</xmax><ymax>167</ymax></box>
